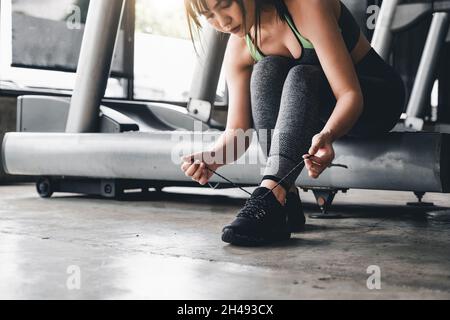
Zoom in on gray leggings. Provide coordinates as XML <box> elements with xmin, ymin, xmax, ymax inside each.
<box><xmin>250</xmin><ymin>48</ymin><xmax>405</xmax><ymax>192</ymax></box>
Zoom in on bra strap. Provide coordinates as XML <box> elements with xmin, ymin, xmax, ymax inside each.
<box><xmin>245</xmin><ymin>34</ymin><xmax>265</xmax><ymax>62</ymax></box>
<box><xmin>284</xmin><ymin>13</ymin><xmax>315</xmax><ymax>49</ymax></box>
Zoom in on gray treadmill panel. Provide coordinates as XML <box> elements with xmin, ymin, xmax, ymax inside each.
<box><xmin>2</xmin><ymin>131</ymin><xmax>449</xmax><ymax>193</ymax></box>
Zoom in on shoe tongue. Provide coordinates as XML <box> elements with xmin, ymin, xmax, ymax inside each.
<box><xmin>252</xmin><ymin>187</ymin><xmax>277</xmax><ymax>202</ymax></box>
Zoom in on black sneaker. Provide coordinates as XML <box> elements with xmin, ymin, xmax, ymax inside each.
<box><xmin>286</xmin><ymin>188</ymin><xmax>306</xmax><ymax>232</ymax></box>
<box><xmin>221</xmin><ymin>187</ymin><xmax>291</xmax><ymax>246</ymax></box>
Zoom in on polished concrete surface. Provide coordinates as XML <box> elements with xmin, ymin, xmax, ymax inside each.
<box><xmin>0</xmin><ymin>183</ymin><xmax>450</xmax><ymax>299</ymax></box>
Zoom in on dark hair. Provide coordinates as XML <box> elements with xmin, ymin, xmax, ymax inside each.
<box><xmin>184</xmin><ymin>0</ymin><xmax>291</xmax><ymax>54</ymax></box>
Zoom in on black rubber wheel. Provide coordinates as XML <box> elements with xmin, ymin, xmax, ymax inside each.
<box><xmin>36</xmin><ymin>178</ymin><xmax>54</xmax><ymax>198</ymax></box>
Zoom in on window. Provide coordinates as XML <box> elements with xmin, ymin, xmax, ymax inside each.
<box><xmin>0</xmin><ymin>0</ymin><xmax>227</xmax><ymax>104</ymax></box>
<box><xmin>134</xmin><ymin>0</ymin><xmax>227</xmax><ymax>104</ymax></box>
<box><xmin>0</xmin><ymin>0</ymin><xmax>127</xmax><ymax>98</ymax></box>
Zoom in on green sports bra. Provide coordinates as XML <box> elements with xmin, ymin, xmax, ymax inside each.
<box><xmin>245</xmin><ymin>14</ymin><xmax>314</xmax><ymax>61</ymax></box>
<box><xmin>245</xmin><ymin>13</ymin><xmax>316</xmax><ymax>64</ymax></box>
<box><xmin>244</xmin><ymin>1</ymin><xmax>361</xmax><ymax>65</ymax></box>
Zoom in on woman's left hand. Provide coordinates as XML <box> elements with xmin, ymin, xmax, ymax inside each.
<box><xmin>303</xmin><ymin>130</ymin><xmax>335</xmax><ymax>179</ymax></box>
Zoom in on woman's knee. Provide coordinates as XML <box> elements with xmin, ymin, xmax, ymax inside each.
<box><xmin>251</xmin><ymin>56</ymin><xmax>294</xmax><ymax>85</ymax></box>
<box><xmin>254</xmin><ymin>55</ymin><xmax>294</xmax><ymax>71</ymax></box>
<box><xmin>250</xmin><ymin>57</ymin><xmax>296</xmax><ymax>114</ymax></box>
<box><xmin>283</xmin><ymin>64</ymin><xmax>325</xmax><ymax>91</ymax></box>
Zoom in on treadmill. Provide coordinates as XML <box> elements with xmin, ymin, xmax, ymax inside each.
<box><xmin>2</xmin><ymin>0</ymin><xmax>450</xmax><ymax>216</ymax></box>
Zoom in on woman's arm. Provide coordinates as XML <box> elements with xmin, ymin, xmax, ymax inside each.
<box><xmin>209</xmin><ymin>35</ymin><xmax>255</xmax><ymax>166</ymax></box>
<box><xmin>288</xmin><ymin>0</ymin><xmax>364</xmax><ymax>142</ymax></box>
<box><xmin>287</xmin><ymin>0</ymin><xmax>364</xmax><ymax>178</ymax></box>
<box><xmin>181</xmin><ymin>36</ymin><xmax>254</xmax><ymax>185</ymax></box>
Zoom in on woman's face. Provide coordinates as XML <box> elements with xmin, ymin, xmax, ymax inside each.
<box><xmin>199</xmin><ymin>0</ymin><xmax>254</xmax><ymax>37</ymax></box>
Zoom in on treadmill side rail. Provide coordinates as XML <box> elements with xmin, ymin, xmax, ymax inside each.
<box><xmin>2</xmin><ymin>131</ymin><xmax>449</xmax><ymax>193</ymax></box>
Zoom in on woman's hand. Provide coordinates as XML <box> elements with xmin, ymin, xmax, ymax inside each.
<box><xmin>303</xmin><ymin>130</ymin><xmax>335</xmax><ymax>179</ymax></box>
<box><xmin>180</xmin><ymin>151</ymin><xmax>222</xmax><ymax>186</ymax></box>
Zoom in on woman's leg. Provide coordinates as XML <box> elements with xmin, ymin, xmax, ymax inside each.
<box><xmin>256</xmin><ymin>63</ymin><xmax>324</xmax><ymax>195</ymax></box>
<box><xmin>250</xmin><ymin>56</ymin><xmax>303</xmax><ymax>200</ymax></box>
<box><xmin>250</xmin><ymin>56</ymin><xmax>296</xmax><ymax>159</ymax></box>
<box><xmin>319</xmin><ymin>49</ymin><xmax>406</xmax><ymax>137</ymax></box>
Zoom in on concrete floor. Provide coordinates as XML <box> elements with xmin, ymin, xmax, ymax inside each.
<box><xmin>0</xmin><ymin>183</ymin><xmax>450</xmax><ymax>299</ymax></box>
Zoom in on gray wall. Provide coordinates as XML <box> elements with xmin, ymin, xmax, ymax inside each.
<box><xmin>0</xmin><ymin>96</ymin><xmax>30</xmax><ymax>183</ymax></box>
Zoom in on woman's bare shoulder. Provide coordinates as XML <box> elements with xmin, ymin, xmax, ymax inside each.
<box><xmin>285</xmin><ymin>0</ymin><xmax>340</xmax><ymax>20</ymax></box>
<box><xmin>225</xmin><ymin>35</ymin><xmax>255</xmax><ymax>70</ymax></box>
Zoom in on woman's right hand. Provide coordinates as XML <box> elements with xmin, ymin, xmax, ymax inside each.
<box><xmin>180</xmin><ymin>151</ymin><xmax>222</xmax><ymax>186</ymax></box>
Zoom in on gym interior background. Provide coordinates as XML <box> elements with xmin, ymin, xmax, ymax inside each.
<box><xmin>0</xmin><ymin>0</ymin><xmax>450</xmax><ymax>300</ymax></box>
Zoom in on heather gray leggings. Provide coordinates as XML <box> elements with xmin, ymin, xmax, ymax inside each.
<box><xmin>250</xmin><ymin>48</ymin><xmax>405</xmax><ymax>192</ymax></box>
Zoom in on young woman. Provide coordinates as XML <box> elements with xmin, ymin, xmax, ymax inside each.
<box><xmin>180</xmin><ymin>0</ymin><xmax>405</xmax><ymax>246</ymax></box>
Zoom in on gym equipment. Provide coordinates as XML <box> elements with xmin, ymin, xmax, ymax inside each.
<box><xmin>1</xmin><ymin>0</ymin><xmax>450</xmax><ymax>217</ymax></box>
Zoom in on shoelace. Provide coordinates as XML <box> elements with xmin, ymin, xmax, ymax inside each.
<box><xmin>191</xmin><ymin>155</ymin><xmax>348</xmax><ymax>199</ymax></box>
<box><xmin>237</xmin><ymin>196</ymin><xmax>269</xmax><ymax>220</ymax></box>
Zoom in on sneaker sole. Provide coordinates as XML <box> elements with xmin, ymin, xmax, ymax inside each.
<box><xmin>286</xmin><ymin>192</ymin><xmax>305</xmax><ymax>233</ymax></box>
<box><xmin>289</xmin><ymin>224</ymin><xmax>306</xmax><ymax>233</ymax></box>
<box><xmin>221</xmin><ymin>228</ymin><xmax>291</xmax><ymax>247</ymax></box>
<box><xmin>288</xmin><ymin>218</ymin><xmax>306</xmax><ymax>233</ymax></box>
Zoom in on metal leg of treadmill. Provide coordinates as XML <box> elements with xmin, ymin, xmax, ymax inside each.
<box><xmin>371</xmin><ymin>0</ymin><xmax>401</xmax><ymax>61</ymax></box>
<box><xmin>405</xmin><ymin>13</ymin><xmax>450</xmax><ymax>131</ymax></box>
<box><xmin>188</xmin><ymin>25</ymin><xmax>229</xmax><ymax>123</ymax></box>
<box><xmin>306</xmin><ymin>188</ymin><xmax>348</xmax><ymax>219</ymax></box>
<box><xmin>407</xmin><ymin>191</ymin><xmax>435</xmax><ymax>207</ymax></box>
<box><xmin>66</xmin><ymin>0</ymin><xmax>126</xmax><ymax>133</ymax></box>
